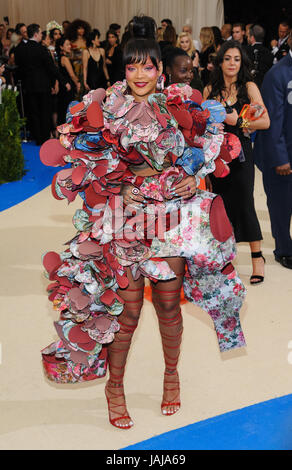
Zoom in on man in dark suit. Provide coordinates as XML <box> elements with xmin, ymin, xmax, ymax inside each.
<box><xmin>270</xmin><ymin>21</ymin><xmax>290</xmax><ymax>64</ymax></box>
<box><xmin>253</xmin><ymin>31</ymin><xmax>292</xmax><ymax>269</ymax></box>
<box><xmin>15</xmin><ymin>23</ymin><xmax>70</xmax><ymax>145</ymax></box>
<box><xmin>246</xmin><ymin>24</ymin><xmax>274</xmax><ymax>88</ymax></box>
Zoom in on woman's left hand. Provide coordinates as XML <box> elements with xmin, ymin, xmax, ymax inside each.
<box><xmin>172</xmin><ymin>175</ymin><xmax>197</xmax><ymax>199</ymax></box>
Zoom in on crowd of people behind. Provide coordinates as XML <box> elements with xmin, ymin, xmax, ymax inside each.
<box><xmin>1</xmin><ymin>13</ymin><xmax>292</xmax><ymax>429</ymax></box>
<box><xmin>0</xmin><ymin>16</ymin><xmax>290</xmax><ymax>145</ymax></box>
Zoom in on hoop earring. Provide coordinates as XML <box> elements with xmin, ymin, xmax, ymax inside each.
<box><xmin>157</xmin><ymin>74</ymin><xmax>165</xmax><ymax>91</ymax></box>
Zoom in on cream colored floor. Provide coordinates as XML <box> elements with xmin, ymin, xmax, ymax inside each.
<box><xmin>0</xmin><ymin>168</ymin><xmax>292</xmax><ymax>450</ymax></box>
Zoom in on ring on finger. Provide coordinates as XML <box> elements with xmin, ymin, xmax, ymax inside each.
<box><xmin>132</xmin><ymin>187</ymin><xmax>140</xmax><ymax>195</ymax></box>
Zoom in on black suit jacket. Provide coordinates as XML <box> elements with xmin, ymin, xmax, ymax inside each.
<box><xmin>273</xmin><ymin>37</ymin><xmax>290</xmax><ymax>63</ymax></box>
<box><xmin>246</xmin><ymin>43</ymin><xmax>274</xmax><ymax>88</ymax></box>
<box><xmin>14</xmin><ymin>40</ymin><xmax>66</xmax><ymax>93</ymax></box>
<box><xmin>13</xmin><ymin>40</ymin><xmax>28</xmax><ymax>82</ymax></box>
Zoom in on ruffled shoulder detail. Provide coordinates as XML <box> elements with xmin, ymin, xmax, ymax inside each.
<box><xmin>103</xmin><ymin>80</ymin><xmax>184</xmax><ymax>170</ymax></box>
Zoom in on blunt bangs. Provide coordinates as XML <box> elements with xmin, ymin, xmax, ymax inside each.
<box><xmin>123</xmin><ymin>38</ymin><xmax>161</xmax><ymax>69</ymax></box>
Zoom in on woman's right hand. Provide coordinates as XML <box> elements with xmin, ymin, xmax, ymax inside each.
<box><xmin>84</xmin><ymin>82</ymin><xmax>90</xmax><ymax>91</ymax></box>
<box><xmin>106</xmin><ymin>58</ymin><xmax>112</xmax><ymax>65</ymax></box>
<box><xmin>121</xmin><ymin>184</ymin><xmax>144</xmax><ymax>206</ymax></box>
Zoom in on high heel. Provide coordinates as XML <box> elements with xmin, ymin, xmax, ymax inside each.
<box><xmin>161</xmin><ymin>370</ymin><xmax>181</xmax><ymax>416</ymax></box>
<box><xmin>105</xmin><ymin>381</ymin><xmax>134</xmax><ymax>429</ymax></box>
<box><xmin>250</xmin><ymin>251</ymin><xmax>266</xmax><ymax>285</ymax></box>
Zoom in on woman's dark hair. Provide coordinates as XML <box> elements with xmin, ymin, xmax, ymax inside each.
<box><xmin>120</xmin><ymin>28</ymin><xmax>131</xmax><ymax>50</ymax></box>
<box><xmin>211</xmin><ymin>26</ymin><xmax>223</xmax><ymax>48</ymax></box>
<box><xmin>128</xmin><ymin>15</ymin><xmax>157</xmax><ymax>39</ymax></box>
<box><xmin>86</xmin><ymin>28</ymin><xmax>101</xmax><ymax>48</ymax></box>
<box><xmin>206</xmin><ymin>40</ymin><xmax>253</xmax><ymax>106</ymax></box>
<box><xmin>66</xmin><ymin>19</ymin><xmax>91</xmax><ymax>42</ymax></box>
<box><xmin>15</xmin><ymin>23</ymin><xmax>25</xmax><ymax>35</ymax></box>
<box><xmin>163</xmin><ymin>25</ymin><xmax>177</xmax><ymax>46</ymax></box>
<box><xmin>6</xmin><ymin>28</ymin><xmax>15</xmax><ymax>39</ymax></box>
<box><xmin>55</xmin><ymin>36</ymin><xmax>68</xmax><ymax>59</ymax></box>
<box><xmin>109</xmin><ymin>23</ymin><xmax>121</xmax><ymax>32</ymax></box>
<box><xmin>49</xmin><ymin>27</ymin><xmax>61</xmax><ymax>41</ymax></box>
<box><xmin>41</xmin><ymin>30</ymin><xmax>47</xmax><ymax>42</ymax></box>
<box><xmin>105</xmin><ymin>29</ymin><xmax>119</xmax><ymax>51</ymax></box>
<box><xmin>123</xmin><ymin>15</ymin><xmax>161</xmax><ymax>69</ymax></box>
<box><xmin>163</xmin><ymin>46</ymin><xmax>188</xmax><ymax>69</ymax></box>
<box><xmin>163</xmin><ymin>47</ymin><xmax>189</xmax><ymax>84</ymax></box>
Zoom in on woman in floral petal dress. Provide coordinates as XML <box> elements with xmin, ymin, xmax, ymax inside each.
<box><xmin>40</xmin><ymin>16</ymin><xmax>247</xmax><ymax>430</ymax></box>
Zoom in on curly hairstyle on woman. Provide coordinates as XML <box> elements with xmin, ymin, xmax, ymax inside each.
<box><xmin>66</xmin><ymin>18</ymin><xmax>91</xmax><ymax>42</ymax></box>
<box><xmin>206</xmin><ymin>40</ymin><xmax>253</xmax><ymax>107</ymax></box>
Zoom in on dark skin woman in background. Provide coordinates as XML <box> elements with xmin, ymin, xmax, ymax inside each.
<box><xmin>164</xmin><ymin>47</ymin><xmax>211</xmax><ymax>190</ymax></box>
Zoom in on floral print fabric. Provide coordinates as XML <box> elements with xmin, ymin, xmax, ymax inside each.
<box><xmin>39</xmin><ymin>83</ymin><xmax>246</xmax><ymax>383</ymax></box>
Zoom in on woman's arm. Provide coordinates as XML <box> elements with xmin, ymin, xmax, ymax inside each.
<box><xmin>100</xmin><ymin>48</ymin><xmax>111</xmax><ymax>87</ymax></box>
<box><xmin>245</xmin><ymin>81</ymin><xmax>270</xmax><ymax>130</ymax></box>
<box><xmin>203</xmin><ymin>85</ymin><xmax>211</xmax><ymax>101</ymax></box>
<box><xmin>192</xmin><ymin>51</ymin><xmax>199</xmax><ymax>69</ymax></box>
<box><xmin>62</xmin><ymin>56</ymin><xmax>80</xmax><ymax>91</ymax></box>
<box><xmin>82</xmin><ymin>49</ymin><xmax>90</xmax><ymax>90</ymax></box>
<box><xmin>203</xmin><ymin>85</ymin><xmax>239</xmax><ymax>125</ymax></box>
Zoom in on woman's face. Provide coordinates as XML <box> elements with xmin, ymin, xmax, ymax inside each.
<box><xmin>108</xmin><ymin>33</ymin><xmax>117</xmax><ymax>46</ymax></box>
<box><xmin>42</xmin><ymin>34</ymin><xmax>51</xmax><ymax>48</ymax></box>
<box><xmin>77</xmin><ymin>26</ymin><xmax>85</xmax><ymax>37</ymax></box>
<box><xmin>125</xmin><ymin>56</ymin><xmax>163</xmax><ymax>102</ymax></box>
<box><xmin>221</xmin><ymin>48</ymin><xmax>241</xmax><ymax>78</ymax></box>
<box><xmin>53</xmin><ymin>29</ymin><xmax>61</xmax><ymax>42</ymax></box>
<box><xmin>180</xmin><ymin>36</ymin><xmax>191</xmax><ymax>52</ymax></box>
<box><xmin>92</xmin><ymin>34</ymin><xmax>100</xmax><ymax>47</ymax></box>
<box><xmin>62</xmin><ymin>39</ymin><xmax>71</xmax><ymax>54</ymax></box>
<box><xmin>168</xmin><ymin>55</ymin><xmax>194</xmax><ymax>85</ymax></box>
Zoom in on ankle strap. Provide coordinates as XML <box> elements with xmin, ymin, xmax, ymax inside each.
<box><xmin>251</xmin><ymin>251</ymin><xmax>263</xmax><ymax>259</ymax></box>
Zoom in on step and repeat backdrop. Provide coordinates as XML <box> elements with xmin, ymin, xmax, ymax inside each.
<box><xmin>0</xmin><ymin>0</ymin><xmax>224</xmax><ymax>40</ymax></box>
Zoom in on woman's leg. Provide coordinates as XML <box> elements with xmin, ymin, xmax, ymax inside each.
<box><xmin>151</xmin><ymin>257</ymin><xmax>185</xmax><ymax>416</ymax></box>
<box><xmin>250</xmin><ymin>240</ymin><xmax>265</xmax><ymax>283</ymax></box>
<box><xmin>106</xmin><ymin>268</ymin><xmax>145</xmax><ymax>428</ymax></box>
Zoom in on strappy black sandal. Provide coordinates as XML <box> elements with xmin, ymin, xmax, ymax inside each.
<box><xmin>250</xmin><ymin>251</ymin><xmax>266</xmax><ymax>285</ymax></box>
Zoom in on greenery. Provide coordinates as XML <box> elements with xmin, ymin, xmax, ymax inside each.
<box><xmin>0</xmin><ymin>87</ymin><xmax>25</xmax><ymax>184</ymax></box>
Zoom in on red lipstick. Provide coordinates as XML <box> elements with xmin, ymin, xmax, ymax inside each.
<box><xmin>134</xmin><ymin>82</ymin><xmax>148</xmax><ymax>88</ymax></box>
